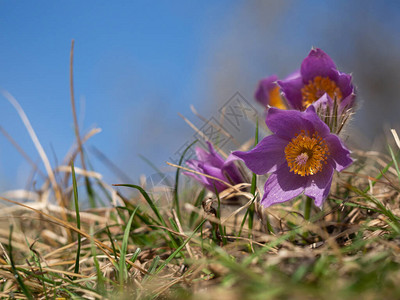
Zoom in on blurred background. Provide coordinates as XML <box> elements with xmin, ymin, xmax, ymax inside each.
<box><xmin>1</xmin><ymin>1</ymin><xmax>400</xmax><ymax>192</ymax></box>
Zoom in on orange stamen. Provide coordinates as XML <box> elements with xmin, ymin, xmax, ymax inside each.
<box><xmin>301</xmin><ymin>76</ymin><xmax>342</xmax><ymax>108</ymax></box>
<box><xmin>269</xmin><ymin>86</ymin><xmax>286</xmax><ymax>110</ymax></box>
<box><xmin>284</xmin><ymin>130</ymin><xmax>329</xmax><ymax>176</ymax></box>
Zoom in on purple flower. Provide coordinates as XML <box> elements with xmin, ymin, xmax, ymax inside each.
<box><xmin>233</xmin><ymin>106</ymin><xmax>353</xmax><ymax>208</ymax></box>
<box><xmin>255</xmin><ymin>75</ymin><xmax>286</xmax><ymax>109</ymax></box>
<box><xmin>184</xmin><ymin>142</ymin><xmax>244</xmax><ymax>193</ymax></box>
<box><xmin>278</xmin><ymin>48</ymin><xmax>355</xmax><ymax>111</ymax></box>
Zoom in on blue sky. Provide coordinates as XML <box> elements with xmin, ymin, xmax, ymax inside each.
<box><xmin>0</xmin><ymin>1</ymin><xmax>239</xmax><ymax>189</ymax></box>
<box><xmin>1</xmin><ymin>1</ymin><xmax>400</xmax><ymax>192</ymax></box>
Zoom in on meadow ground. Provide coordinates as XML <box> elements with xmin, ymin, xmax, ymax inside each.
<box><xmin>1</xmin><ymin>46</ymin><xmax>400</xmax><ymax>299</ymax></box>
<box><xmin>1</xmin><ymin>109</ymin><xmax>400</xmax><ymax>299</ymax></box>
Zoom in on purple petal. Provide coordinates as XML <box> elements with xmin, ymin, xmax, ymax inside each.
<box><xmin>335</xmin><ymin>70</ymin><xmax>354</xmax><ymax>99</ymax></box>
<box><xmin>254</xmin><ymin>75</ymin><xmax>278</xmax><ymax>107</ymax></box>
<box><xmin>183</xmin><ymin>160</ymin><xmax>210</xmax><ymax>187</ymax></box>
<box><xmin>183</xmin><ymin>171</ymin><xmax>208</xmax><ymax>186</ymax></box>
<box><xmin>325</xmin><ymin>134</ymin><xmax>353</xmax><ymax>171</ymax></box>
<box><xmin>201</xmin><ymin>163</ymin><xmax>226</xmax><ymax>182</ymax></box>
<box><xmin>339</xmin><ymin>93</ymin><xmax>356</xmax><ymax>111</ymax></box>
<box><xmin>233</xmin><ymin>134</ymin><xmax>287</xmax><ymax>175</ymax></box>
<box><xmin>277</xmin><ymin>75</ymin><xmax>304</xmax><ymax>110</ymax></box>
<box><xmin>222</xmin><ymin>153</ymin><xmax>244</xmax><ymax>185</ymax></box>
<box><xmin>304</xmin><ymin>104</ymin><xmax>331</xmax><ymax>137</ymax></box>
<box><xmin>195</xmin><ymin>142</ymin><xmax>224</xmax><ymax>168</ymax></box>
<box><xmin>304</xmin><ymin>165</ymin><xmax>334</xmax><ymax>208</ymax></box>
<box><xmin>261</xmin><ymin>163</ymin><xmax>308</xmax><ymax>207</ymax></box>
<box><xmin>201</xmin><ymin>162</ymin><xmax>233</xmax><ymax>191</ymax></box>
<box><xmin>185</xmin><ymin>160</ymin><xmax>226</xmax><ymax>192</ymax></box>
<box><xmin>301</xmin><ymin>48</ymin><xmax>338</xmax><ymax>83</ymax></box>
<box><xmin>310</xmin><ymin>93</ymin><xmax>333</xmax><ymax>111</ymax></box>
<box><xmin>266</xmin><ymin>108</ymin><xmax>314</xmax><ymax>140</ymax></box>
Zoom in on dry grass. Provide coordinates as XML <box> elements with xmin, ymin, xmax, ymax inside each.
<box><xmin>1</xmin><ymin>141</ymin><xmax>400</xmax><ymax>299</ymax></box>
<box><xmin>1</xmin><ymin>44</ymin><xmax>400</xmax><ymax>298</ymax></box>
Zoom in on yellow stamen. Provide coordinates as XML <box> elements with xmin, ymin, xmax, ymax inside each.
<box><xmin>285</xmin><ymin>130</ymin><xmax>329</xmax><ymax>176</ymax></box>
<box><xmin>269</xmin><ymin>86</ymin><xmax>286</xmax><ymax>110</ymax></box>
<box><xmin>301</xmin><ymin>76</ymin><xmax>342</xmax><ymax>108</ymax></box>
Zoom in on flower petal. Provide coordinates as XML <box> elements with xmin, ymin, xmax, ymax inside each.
<box><xmin>277</xmin><ymin>75</ymin><xmax>304</xmax><ymax>110</ymax></box>
<box><xmin>310</xmin><ymin>93</ymin><xmax>333</xmax><ymax>111</ymax></box>
<box><xmin>339</xmin><ymin>93</ymin><xmax>356</xmax><ymax>111</ymax></box>
<box><xmin>194</xmin><ymin>142</ymin><xmax>225</xmax><ymax>168</ymax></box>
<box><xmin>301</xmin><ymin>48</ymin><xmax>338</xmax><ymax>83</ymax></box>
<box><xmin>325</xmin><ymin>134</ymin><xmax>353</xmax><ymax>171</ymax></box>
<box><xmin>304</xmin><ymin>165</ymin><xmax>334</xmax><ymax>208</ymax></box>
<box><xmin>335</xmin><ymin>70</ymin><xmax>354</xmax><ymax>99</ymax></box>
<box><xmin>185</xmin><ymin>160</ymin><xmax>226</xmax><ymax>192</ymax></box>
<box><xmin>222</xmin><ymin>153</ymin><xmax>244</xmax><ymax>185</ymax></box>
<box><xmin>184</xmin><ymin>160</ymin><xmax>210</xmax><ymax>186</ymax></box>
<box><xmin>266</xmin><ymin>107</ymin><xmax>314</xmax><ymax>140</ymax></box>
<box><xmin>261</xmin><ymin>163</ymin><xmax>308</xmax><ymax>207</ymax></box>
<box><xmin>233</xmin><ymin>135</ymin><xmax>287</xmax><ymax>175</ymax></box>
<box><xmin>254</xmin><ymin>75</ymin><xmax>278</xmax><ymax>107</ymax></box>
<box><xmin>304</xmin><ymin>104</ymin><xmax>331</xmax><ymax>137</ymax></box>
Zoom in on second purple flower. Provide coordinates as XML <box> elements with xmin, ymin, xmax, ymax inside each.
<box><xmin>184</xmin><ymin>142</ymin><xmax>244</xmax><ymax>193</ymax></box>
<box><xmin>278</xmin><ymin>48</ymin><xmax>355</xmax><ymax>111</ymax></box>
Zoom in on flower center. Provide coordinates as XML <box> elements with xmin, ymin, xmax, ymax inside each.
<box><xmin>269</xmin><ymin>85</ymin><xmax>286</xmax><ymax>110</ymax></box>
<box><xmin>301</xmin><ymin>76</ymin><xmax>342</xmax><ymax>108</ymax></box>
<box><xmin>284</xmin><ymin>130</ymin><xmax>329</xmax><ymax>176</ymax></box>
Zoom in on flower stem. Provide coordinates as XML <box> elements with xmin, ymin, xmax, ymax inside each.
<box><xmin>304</xmin><ymin>197</ymin><xmax>312</xmax><ymax>221</ymax></box>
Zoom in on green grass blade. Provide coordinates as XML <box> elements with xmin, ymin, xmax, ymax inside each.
<box><xmin>174</xmin><ymin>140</ymin><xmax>197</xmax><ymax>223</ymax></box>
<box><xmin>348</xmin><ymin>184</ymin><xmax>400</xmax><ymax>233</ymax></box>
<box><xmin>131</xmin><ymin>248</ymin><xmax>142</xmax><ymax>262</ymax></box>
<box><xmin>238</xmin><ymin>194</ymin><xmax>257</xmax><ymax>237</ymax></box>
<box><xmin>29</xmin><ymin>246</ymin><xmax>49</xmax><ymax>299</ymax></box>
<box><xmin>388</xmin><ymin>145</ymin><xmax>400</xmax><ymax>184</ymax></box>
<box><xmin>114</xmin><ymin>184</ymin><xmax>179</xmax><ymax>249</ymax></box>
<box><xmin>155</xmin><ymin>218</ymin><xmax>207</xmax><ymax>275</ymax></box>
<box><xmin>215</xmin><ymin>187</ymin><xmax>227</xmax><ymax>244</ymax></box>
<box><xmin>71</xmin><ymin>160</ymin><xmax>81</xmax><ymax>278</ymax></box>
<box><xmin>8</xmin><ymin>225</ymin><xmax>34</xmax><ymax>300</ymax></box>
<box><xmin>90</xmin><ymin>227</ymin><xmax>106</xmax><ymax>296</ymax></box>
<box><xmin>189</xmin><ymin>188</ymin><xmax>205</xmax><ymax>227</ymax></box>
<box><xmin>248</xmin><ymin>118</ymin><xmax>259</xmax><ymax>237</ymax></box>
<box><xmin>105</xmin><ymin>225</ymin><xmax>119</xmax><ymax>261</ymax></box>
<box><xmin>363</xmin><ymin>159</ymin><xmax>393</xmax><ymax>193</ymax></box>
<box><xmin>119</xmin><ymin>206</ymin><xmax>138</xmax><ymax>285</ymax></box>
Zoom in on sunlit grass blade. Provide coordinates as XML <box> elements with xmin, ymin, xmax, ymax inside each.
<box><xmin>71</xmin><ymin>160</ymin><xmax>81</xmax><ymax>278</ymax></box>
<box><xmin>8</xmin><ymin>225</ymin><xmax>34</xmax><ymax>300</ymax></box>
<box><xmin>248</xmin><ymin>118</ymin><xmax>259</xmax><ymax>237</ymax></box>
<box><xmin>119</xmin><ymin>207</ymin><xmax>138</xmax><ymax>286</ymax></box>
<box><xmin>363</xmin><ymin>158</ymin><xmax>393</xmax><ymax>193</ymax></box>
<box><xmin>388</xmin><ymin>144</ymin><xmax>400</xmax><ymax>184</ymax></box>
<box><xmin>238</xmin><ymin>194</ymin><xmax>257</xmax><ymax>237</ymax></box>
<box><xmin>29</xmin><ymin>244</ymin><xmax>49</xmax><ymax>299</ymax></box>
<box><xmin>113</xmin><ymin>184</ymin><xmax>179</xmax><ymax>249</ymax></box>
<box><xmin>347</xmin><ymin>184</ymin><xmax>400</xmax><ymax>233</ymax></box>
<box><xmin>90</xmin><ymin>227</ymin><xmax>106</xmax><ymax>295</ymax></box>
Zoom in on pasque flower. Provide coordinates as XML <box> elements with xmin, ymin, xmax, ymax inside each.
<box><xmin>255</xmin><ymin>75</ymin><xmax>286</xmax><ymax>109</ymax></box>
<box><xmin>233</xmin><ymin>106</ymin><xmax>353</xmax><ymax>207</ymax></box>
<box><xmin>255</xmin><ymin>71</ymin><xmax>300</xmax><ymax>110</ymax></box>
<box><xmin>278</xmin><ymin>48</ymin><xmax>355</xmax><ymax>111</ymax></box>
<box><xmin>184</xmin><ymin>142</ymin><xmax>244</xmax><ymax>193</ymax></box>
